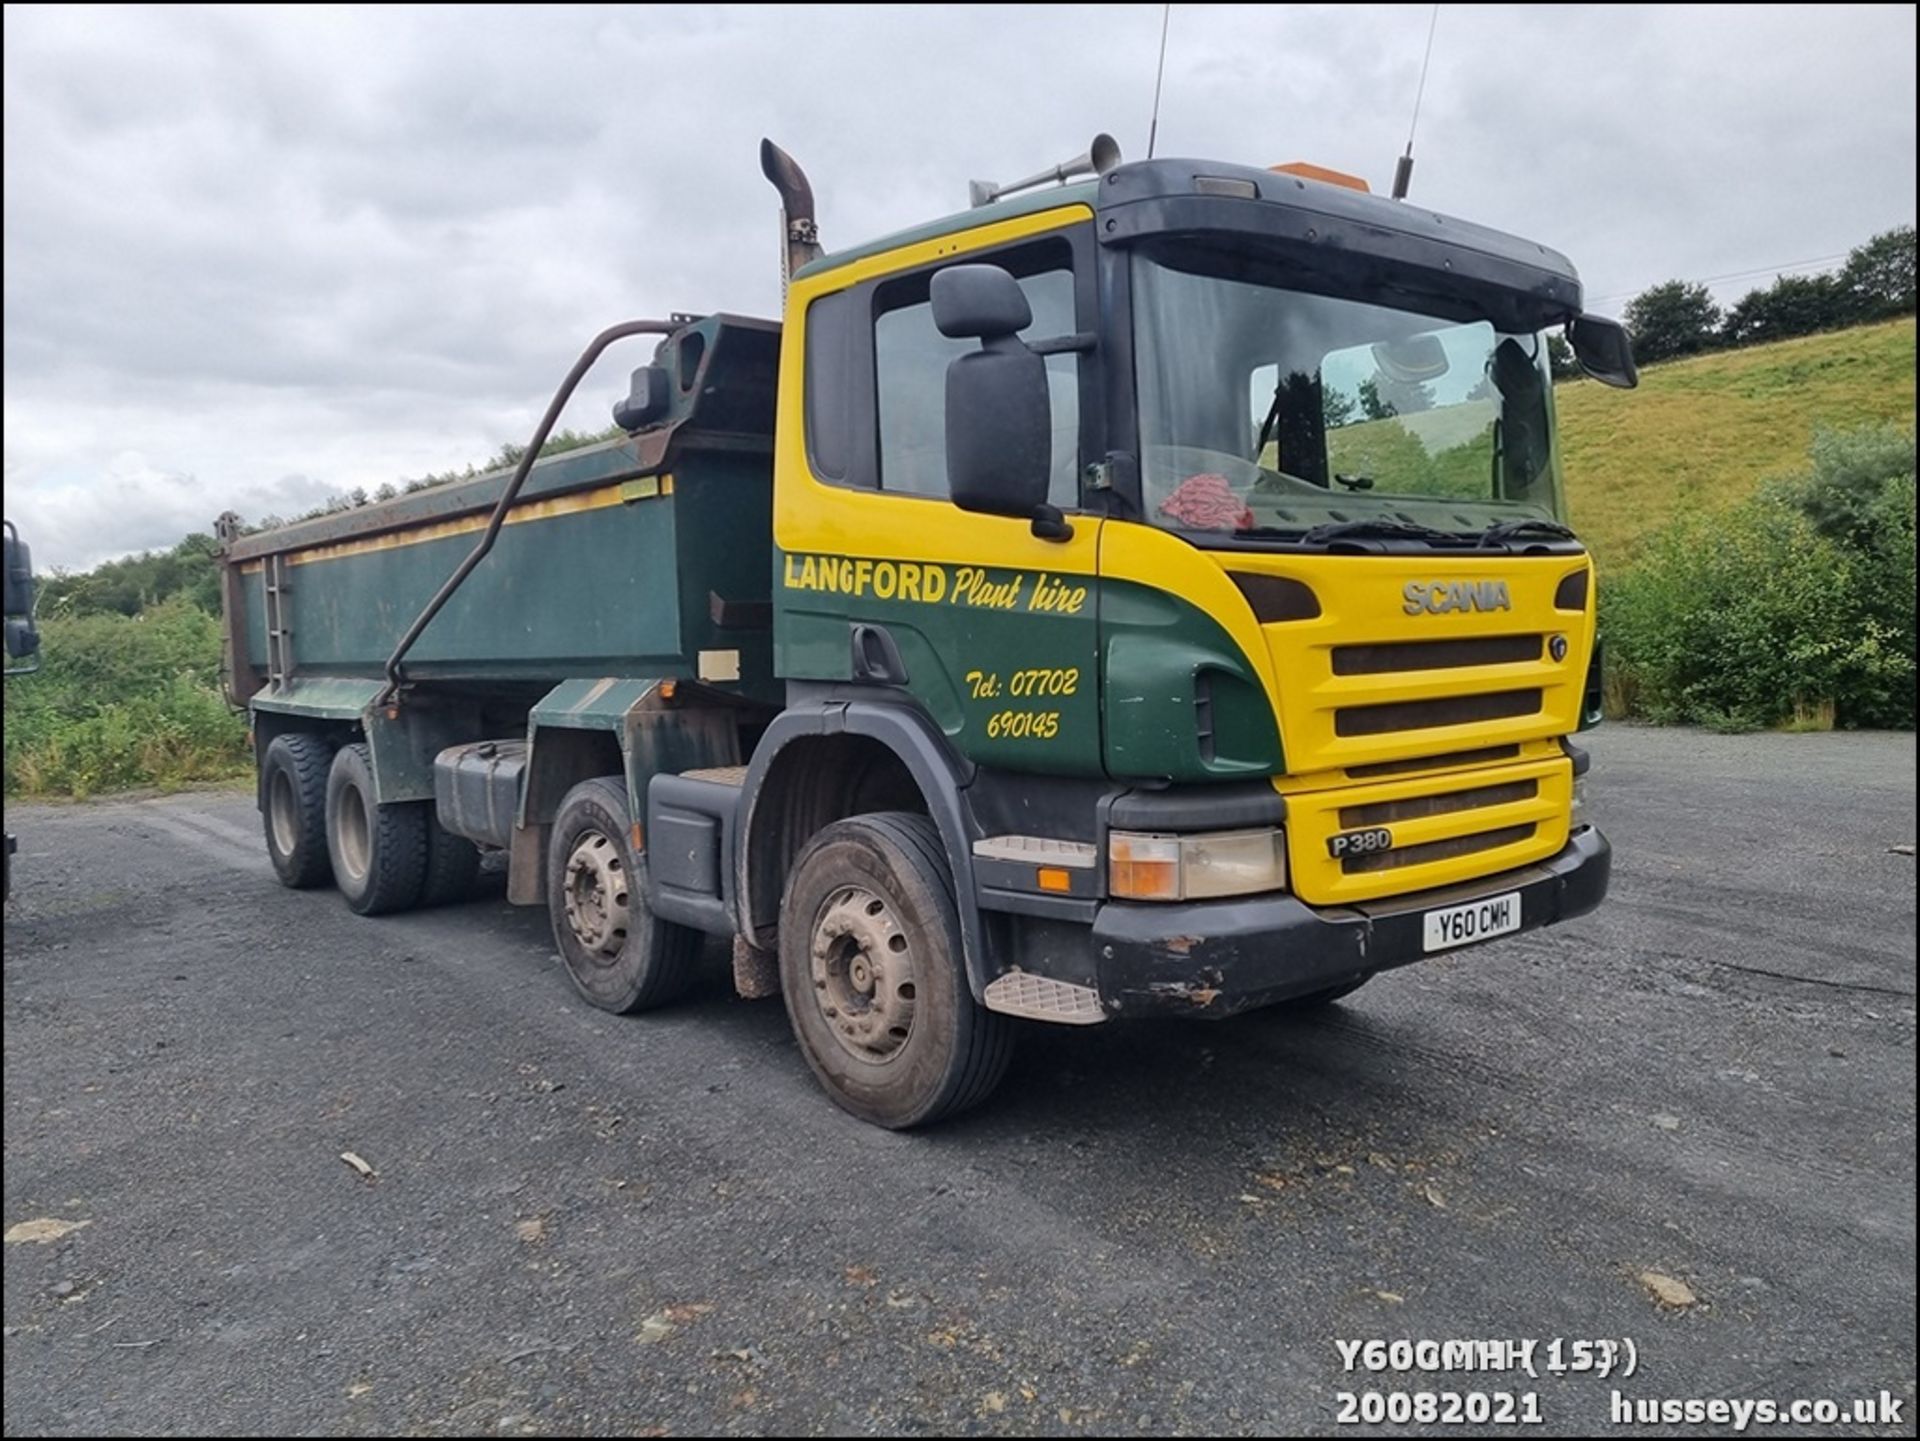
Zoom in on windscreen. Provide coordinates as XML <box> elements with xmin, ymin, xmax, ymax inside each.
<box><xmin>1132</xmin><ymin>251</ymin><xmax>1567</xmax><ymax>540</ymax></box>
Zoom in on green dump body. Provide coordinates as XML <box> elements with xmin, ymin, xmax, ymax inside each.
<box><xmin>218</xmin><ymin>315</ymin><xmax>782</xmax><ymax>716</ymax></box>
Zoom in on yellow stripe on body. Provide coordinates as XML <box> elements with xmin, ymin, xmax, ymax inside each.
<box><xmin>234</xmin><ymin>475</ymin><xmax>672</xmax><ymax>574</ymax></box>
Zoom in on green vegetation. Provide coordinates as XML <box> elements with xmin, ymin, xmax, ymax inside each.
<box><xmin>4</xmin><ymin>599</ymin><xmax>251</xmax><ymax>798</ymax></box>
<box><xmin>38</xmin><ymin>531</ymin><xmax>223</xmax><ymax>619</ymax></box>
<box><xmin>1325</xmin><ymin>414</ymin><xmax>1494</xmax><ymax>502</ymax></box>
<box><xmin>1621</xmin><ymin>226</ymin><xmax>1914</xmax><ymax>362</ymax></box>
<box><xmin>1603</xmin><ymin>426</ymin><xmax>1915</xmax><ymax>731</ymax></box>
<box><xmin>1622</xmin><ymin>279</ymin><xmax>1725</xmax><ymax>364</ymax></box>
<box><xmin>1560</xmin><ymin>317</ymin><xmax>1917</xmax><ymax>564</ymax></box>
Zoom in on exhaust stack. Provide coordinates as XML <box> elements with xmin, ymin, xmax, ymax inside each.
<box><xmin>760</xmin><ymin>139</ymin><xmax>821</xmax><ymax>291</ymax></box>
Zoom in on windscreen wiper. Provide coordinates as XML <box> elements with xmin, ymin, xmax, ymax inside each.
<box><xmin>1299</xmin><ymin>518</ymin><xmax>1470</xmax><ymax>546</ymax></box>
<box><xmin>1479</xmin><ymin>517</ymin><xmax>1577</xmax><ymax>546</ymax></box>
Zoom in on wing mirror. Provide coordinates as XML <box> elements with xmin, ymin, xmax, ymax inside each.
<box><xmin>1568</xmin><ymin>314</ymin><xmax>1638</xmax><ymax>389</ymax></box>
<box><xmin>933</xmin><ymin>265</ymin><xmax>1069</xmax><ymax>540</ymax></box>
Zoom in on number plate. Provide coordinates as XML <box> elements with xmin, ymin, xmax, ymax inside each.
<box><xmin>1422</xmin><ymin>891</ymin><xmax>1522</xmax><ymax>952</ymax></box>
<box><xmin>1328</xmin><ymin>826</ymin><xmax>1393</xmax><ymax>860</ymax></box>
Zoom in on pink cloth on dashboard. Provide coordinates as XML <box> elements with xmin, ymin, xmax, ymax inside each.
<box><xmin>1158</xmin><ymin>472</ymin><xmax>1252</xmax><ymax>531</ymax></box>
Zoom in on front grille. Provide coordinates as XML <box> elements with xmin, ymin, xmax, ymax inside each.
<box><xmin>1347</xmin><ymin>744</ymin><xmax>1521</xmax><ymax>779</ymax></box>
<box><xmin>1342</xmin><ymin>822</ymin><xmax>1536</xmax><ymax>874</ymax></box>
<box><xmin>1335</xmin><ymin>689</ymin><xmax>1543</xmax><ymax>737</ymax></box>
<box><xmin>1340</xmin><ymin>779</ymin><xmax>1538</xmax><ymax>829</ymax></box>
<box><xmin>1332</xmin><ymin>634</ymin><xmax>1542</xmax><ymax>675</ymax></box>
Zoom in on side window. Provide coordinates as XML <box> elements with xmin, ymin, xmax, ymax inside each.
<box><xmin>874</xmin><ymin>260</ymin><xmax>1079</xmax><ymax>507</ymax></box>
<box><xmin>805</xmin><ymin>289</ymin><xmax>856</xmax><ymax>482</ymax></box>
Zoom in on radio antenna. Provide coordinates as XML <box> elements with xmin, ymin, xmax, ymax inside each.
<box><xmin>1147</xmin><ymin>3</ymin><xmax>1172</xmax><ymax>159</ymax></box>
<box><xmin>1392</xmin><ymin>2</ymin><xmax>1440</xmax><ymax>200</ymax></box>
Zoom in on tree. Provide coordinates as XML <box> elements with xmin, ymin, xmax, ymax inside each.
<box><xmin>1546</xmin><ymin>332</ymin><xmax>1579</xmax><ymax>381</ymax></box>
<box><xmin>1723</xmin><ymin>273</ymin><xmax>1847</xmax><ymax>346</ymax></box>
<box><xmin>1356</xmin><ymin>377</ymin><xmax>1397</xmax><ymax>421</ymax></box>
<box><xmin>1622</xmin><ymin>280</ymin><xmax>1721</xmax><ymax>364</ymax></box>
<box><xmin>1839</xmin><ymin>225</ymin><xmax>1916</xmax><ymax>322</ymax></box>
<box><xmin>1321</xmin><ymin>384</ymin><xmax>1357</xmax><ymax>428</ymax></box>
<box><xmin>1377</xmin><ymin>375</ymin><xmax>1435</xmax><ymax>416</ymax></box>
<box><xmin>37</xmin><ymin>532</ymin><xmax>222</xmax><ymax>617</ymax></box>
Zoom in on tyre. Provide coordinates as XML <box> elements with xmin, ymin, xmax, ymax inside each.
<box><xmin>546</xmin><ymin>776</ymin><xmax>700</xmax><ymax>1013</ymax></box>
<box><xmin>779</xmin><ymin>812</ymin><xmax>1012</xmax><ymax>1129</ymax></box>
<box><xmin>261</xmin><ymin>732</ymin><xmax>335</xmax><ymax>889</ymax></box>
<box><xmin>418</xmin><ymin>816</ymin><xmax>481</xmax><ymax>907</ymax></box>
<box><xmin>1278</xmin><ymin>975</ymin><xmax>1371</xmax><ymax>1009</ymax></box>
<box><xmin>325</xmin><ymin>743</ymin><xmax>428</xmax><ymax>915</ymax></box>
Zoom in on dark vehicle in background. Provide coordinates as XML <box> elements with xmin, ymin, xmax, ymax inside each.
<box><xmin>5</xmin><ymin>520</ymin><xmax>44</xmax><ymax>898</ymax></box>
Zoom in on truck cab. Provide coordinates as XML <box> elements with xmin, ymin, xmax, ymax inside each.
<box><xmin>749</xmin><ymin>154</ymin><xmax>1621</xmax><ymax>1034</ymax></box>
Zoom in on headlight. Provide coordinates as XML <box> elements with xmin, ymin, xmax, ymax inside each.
<box><xmin>1571</xmin><ymin>774</ymin><xmax>1590</xmax><ymax>824</ymax></box>
<box><xmin>1108</xmin><ymin>828</ymin><xmax>1287</xmax><ymax>901</ymax></box>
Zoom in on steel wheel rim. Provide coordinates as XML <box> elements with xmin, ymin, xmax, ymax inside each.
<box><xmin>337</xmin><ymin>784</ymin><xmax>370</xmax><ymax>881</ymax></box>
<box><xmin>809</xmin><ymin>883</ymin><xmax>918</xmax><ymax>1064</ymax></box>
<box><xmin>268</xmin><ymin>769</ymin><xmax>298</xmax><ymax>855</ymax></box>
<box><xmin>563</xmin><ymin>829</ymin><xmax>629</xmax><ymax>963</ymax></box>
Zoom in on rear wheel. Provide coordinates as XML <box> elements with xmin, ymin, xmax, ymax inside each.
<box><xmin>779</xmin><ymin>812</ymin><xmax>1012</xmax><ymax>1129</ymax></box>
<box><xmin>546</xmin><ymin>776</ymin><xmax>700</xmax><ymax>1012</ymax></box>
<box><xmin>419</xmin><ymin>817</ymin><xmax>481</xmax><ymax>907</ymax></box>
<box><xmin>326</xmin><ymin>743</ymin><xmax>428</xmax><ymax>915</ymax></box>
<box><xmin>261</xmin><ymin>732</ymin><xmax>334</xmax><ymax>889</ymax></box>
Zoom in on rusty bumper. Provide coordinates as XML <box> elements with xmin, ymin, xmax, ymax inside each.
<box><xmin>1090</xmin><ymin>825</ymin><xmax>1610</xmax><ymax>1018</ymax></box>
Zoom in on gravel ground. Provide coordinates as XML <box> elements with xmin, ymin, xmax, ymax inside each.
<box><xmin>3</xmin><ymin>726</ymin><xmax>1914</xmax><ymax>1436</ymax></box>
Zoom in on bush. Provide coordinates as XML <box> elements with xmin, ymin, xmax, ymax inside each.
<box><xmin>1723</xmin><ymin>273</ymin><xmax>1848</xmax><ymax>347</ymax></box>
<box><xmin>1603</xmin><ymin>425</ymin><xmax>1916</xmax><ymax>730</ymax></box>
<box><xmin>1839</xmin><ymin>226</ymin><xmax>1916</xmax><ymax>323</ymax></box>
<box><xmin>3</xmin><ymin>598</ymin><xmax>250</xmax><ymax>798</ymax></box>
<box><xmin>1623</xmin><ymin>280</ymin><xmax>1722</xmax><ymax>364</ymax></box>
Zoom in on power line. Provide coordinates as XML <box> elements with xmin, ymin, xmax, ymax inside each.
<box><xmin>1588</xmin><ymin>251</ymin><xmax>1854</xmax><ymax>307</ymax></box>
<box><xmin>1147</xmin><ymin>3</ymin><xmax>1172</xmax><ymax>159</ymax></box>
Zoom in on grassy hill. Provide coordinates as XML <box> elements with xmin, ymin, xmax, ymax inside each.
<box><xmin>1559</xmin><ymin>317</ymin><xmax>1916</xmax><ymax>566</ymax></box>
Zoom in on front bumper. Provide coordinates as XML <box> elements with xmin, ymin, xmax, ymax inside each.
<box><xmin>1091</xmin><ymin>824</ymin><xmax>1609</xmax><ymax>1018</ymax></box>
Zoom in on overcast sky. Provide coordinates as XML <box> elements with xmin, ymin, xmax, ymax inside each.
<box><xmin>5</xmin><ymin>3</ymin><xmax>1915</xmax><ymax>570</ymax></box>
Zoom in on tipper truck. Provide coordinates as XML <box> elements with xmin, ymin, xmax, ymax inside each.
<box><xmin>218</xmin><ymin>136</ymin><xmax>1637</xmax><ymax>1127</ymax></box>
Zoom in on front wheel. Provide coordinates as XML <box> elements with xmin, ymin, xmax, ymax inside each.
<box><xmin>779</xmin><ymin>813</ymin><xmax>1012</xmax><ymax>1129</ymax></box>
<box><xmin>546</xmin><ymin>777</ymin><xmax>700</xmax><ymax>1013</ymax></box>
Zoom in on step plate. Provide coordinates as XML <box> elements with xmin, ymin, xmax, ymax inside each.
<box><xmin>983</xmin><ymin>971</ymin><xmax>1107</xmax><ymax>1026</ymax></box>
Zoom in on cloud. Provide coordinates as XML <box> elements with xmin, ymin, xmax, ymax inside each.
<box><xmin>4</xmin><ymin>3</ymin><xmax>1915</xmax><ymax>568</ymax></box>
